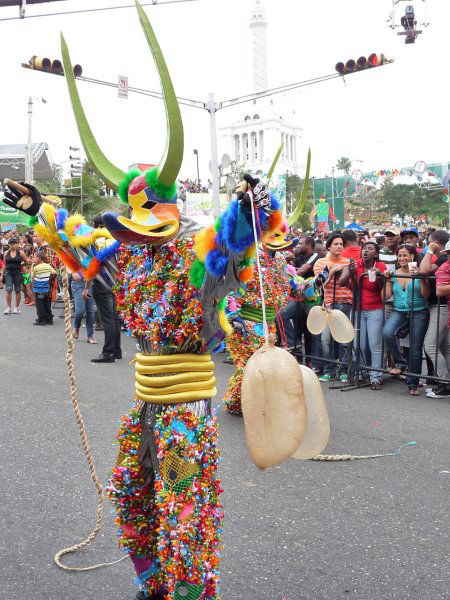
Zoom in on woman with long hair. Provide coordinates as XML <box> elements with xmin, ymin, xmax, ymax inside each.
<box><xmin>383</xmin><ymin>244</ymin><xmax>430</xmax><ymax>395</ymax></box>
<box><xmin>339</xmin><ymin>240</ymin><xmax>389</xmax><ymax>390</ymax></box>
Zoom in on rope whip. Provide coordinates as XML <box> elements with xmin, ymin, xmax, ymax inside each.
<box><xmin>54</xmin><ymin>265</ymin><xmax>127</xmax><ymax>571</ymax></box>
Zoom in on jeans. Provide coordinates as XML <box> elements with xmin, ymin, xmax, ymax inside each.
<box><xmin>71</xmin><ymin>280</ymin><xmax>94</xmax><ymax>339</ymax></box>
<box><xmin>321</xmin><ymin>302</ymin><xmax>352</xmax><ymax>377</ymax></box>
<box><xmin>280</xmin><ymin>301</ymin><xmax>302</xmax><ymax>348</ymax></box>
<box><xmin>4</xmin><ymin>270</ymin><xmax>22</xmax><ymax>292</ymax></box>
<box><xmin>423</xmin><ymin>303</ymin><xmax>450</xmax><ymax>381</ymax></box>
<box><xmin>93</xmin><ymin>279</ymin><xmax>121</xmax><ymax>356</ymax></box>
<box><xmin>35</xmin><ymin>291</ymin><xmax>52</xmax><ymax>323</ymax></box>
<box><xmin>383</xmin><ymin>308</ymin><xmax>429</xmax><ymax>387</ymax></box>
<box><xmin>355</xmin><ymin>309</ymin><xmax>384</xmax><ymax>383</ymax></box>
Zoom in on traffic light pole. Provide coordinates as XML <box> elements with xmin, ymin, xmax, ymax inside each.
<box><xmin>206</xmin><ymin>93</ymin><xmax>221</xmax><ymax>219</ymax></box>
<box><xmin>25</xmin><ymin>97</ymin><xmax>33</xmax><ymax>183</ymax></box>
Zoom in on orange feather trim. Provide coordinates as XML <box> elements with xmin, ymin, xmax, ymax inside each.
<box><xmin>238</xmin><ymin>266</ymin><xmax>254</xmax><ymax>282</ymax></box>
<box><xmin>267</xmin><ymin>210</ymin><xmax>283</xmax><ymax>234</ymax></box>
<box><xmin>57</xmin><ymin>249</ymin><xmax>81</xmax><ymax>273</ymax></box>
<box><xmin>194</xmin><ymin>225</ymin><xmax>216</xmax><ymax>261</ymax></box>
<box><xmin>84</xmin><ymin>257</ymin><xmax>101</xmax><ymax>279</ymax></box>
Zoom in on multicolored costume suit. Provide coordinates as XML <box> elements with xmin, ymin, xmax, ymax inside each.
<box><xmin>223</xmin><ymin>252</ymin><xmax>290</xmax><ymax>415</ymax></box>
<box><xmin>309</xmin><ymin>194</ymin><xmax>337</xmax><ymax>234</ymax></box>
<box><xmin>0</xmin><ymin>5</ymin><xmax>284</xmax><ymax>599</ymax></box>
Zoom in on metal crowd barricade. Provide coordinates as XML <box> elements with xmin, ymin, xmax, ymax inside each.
<box><xmin>294</xmin><ymin>269</ymin><xmax>450</xmax><ymax>392</ymax></box>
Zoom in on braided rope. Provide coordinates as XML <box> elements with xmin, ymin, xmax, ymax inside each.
<box><xmin>54</xmin><ymin>266</ymin><xmax>127</xmax><ymax>571</ymax></box>
<box><xmin>310</xmin><ymin>442</ymin><xmax>417</xmax><ymax>462</ymax></box>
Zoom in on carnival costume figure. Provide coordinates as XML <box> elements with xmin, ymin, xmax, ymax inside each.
<box><xmin>1</xmin><ymin>4</ymin><xmax>336</xmax><ymax>598</ymax></box>
<box><xmin>0</xmin><ymin>4</ymin><xmax>285</xmax><ymax>599</ymax></box>
<box><xmin>223</xmin><ymin>246</ymin><xmax>290</xmax><ymax>416</ymax></box>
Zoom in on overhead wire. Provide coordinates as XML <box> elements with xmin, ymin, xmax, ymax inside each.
<box><xmin>0</xmin><ymin>0</ymin><xmax>201</xmax><ymax>22</ymax></box>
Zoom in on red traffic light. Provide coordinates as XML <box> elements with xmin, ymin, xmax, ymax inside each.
<box><xmin>336</xmin><ymin>53</ymin><xmax>388</xmax><ymax>74</ymax></box>
<box><xmin>25</xmin><ymin>55</ymin><xmax>82</xmax><ymax>77</ymax></box>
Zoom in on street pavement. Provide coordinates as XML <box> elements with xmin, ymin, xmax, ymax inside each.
<box><xmin>0</xmin><ymin>295</ymin><xmax>448</xmax><ymax>600</ymax></box>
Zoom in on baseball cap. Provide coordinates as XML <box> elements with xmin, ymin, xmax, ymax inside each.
<box><xmin>400</xmin><ymin>227</ymin><xmax>419</xmax><ymax>238</ymax></box>
<box><xmin>384</xmin><ymin>226</ymin><xmax>400</xmax><ymax>236</ymax></box>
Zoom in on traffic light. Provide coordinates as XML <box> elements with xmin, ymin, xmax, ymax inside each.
<box><xmin>335</xmin><ymin>53</ymin><xmax>388</xmax><ymax>75</ymax></box>
<box><xmin>24</xmin><ymin>55</ymin><xmax>82</xmax><ymax>77</ymax></box>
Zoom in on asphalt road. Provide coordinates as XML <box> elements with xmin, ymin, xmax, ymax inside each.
<box><xmin>0</xmin><ymin>294</ymin><xmax>448</xmax><ymax>600</ymax></box>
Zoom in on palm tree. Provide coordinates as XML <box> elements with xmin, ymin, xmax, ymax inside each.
<box><xmin>336</xmin><ymin>157</ymin><xmax>352</xmax><ymax>175</ymax></box>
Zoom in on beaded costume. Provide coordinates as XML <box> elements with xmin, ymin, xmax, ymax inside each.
<box><xmin>223</xmin><ymin>252</ymin><xmax>290</xmax><ymax>415</ymax></box>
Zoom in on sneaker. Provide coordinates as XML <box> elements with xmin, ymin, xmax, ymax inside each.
<box><xmin>4</xmin><ymin>308</ymin><xmax>12</xmax><ymax>315</ymax></box>
<box><xmin>13</xmin><ymin>307</ymin><xmax>20</xmax><ymax>314</ymax></box>
<box><xmin>319</xmin><ymin>374</ymin><xmax>332</xmax><ymax>382</ymax></box>
<box><xmin>340</xmin><ymin>374</ymin><xmax>348</xmax><ymax>383</ymax></box>
<box><xmin>425</xmin><ymin>387</ymin><xmax>433</xmax><ymax>394</ymax></box>
<box><xmin>426</xmin><ymin>384</ymin><xmax>450</xmax><ymax>398</ymax></box>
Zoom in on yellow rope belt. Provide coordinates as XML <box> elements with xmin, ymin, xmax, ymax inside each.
<box><xmin>134</xmin><ymin>352</ymin><xmax>217</xmax><ymax>404</ymax></box>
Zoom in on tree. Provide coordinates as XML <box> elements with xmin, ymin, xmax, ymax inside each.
<box><xmin>379</xmin><ymin>179</ymin><xmax>446</xmax><ymax>224</ymax></box>
<box><xmin>336</xmin><ymin>157</ymin><xmax>352</xmax><ymax>175</ymax></box>
<box><xmin>36</xmin><ymin>161</ymin><xmax>127</xmax><ymax>224</ymax></box>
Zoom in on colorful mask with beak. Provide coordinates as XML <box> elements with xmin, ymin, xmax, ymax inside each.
<box><xmin>60</xmin><ymin>0</ymin><xmax>183</xmax><ymax>246</ymax></box>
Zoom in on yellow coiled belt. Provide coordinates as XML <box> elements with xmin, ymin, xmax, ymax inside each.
<box><xmin>134</xmin><ymin>352</ymin><xmax>216</xmax><ymax>404</ymax></box>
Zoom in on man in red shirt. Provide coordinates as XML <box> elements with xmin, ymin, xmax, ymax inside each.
<box><xmin>341</xmin><ymin>229</ymin><xmax>361</xmax><ymax>261</ymax></box>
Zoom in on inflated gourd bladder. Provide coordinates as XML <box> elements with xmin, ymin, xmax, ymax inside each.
<box><xmin>241</xmin><ymin>343</ymin><xmax>307</xmax><ymax>469</ymax></box>
<box><xmin>307</xmin><ymin>305</ymin><xmax>328</xmax><ymax>335</ymax></box>
<box><xmin>292</xmin><ymin>365</ymin><xmax>330</xmax><ymax>460</ymax></box>
<box><xmin>327</xmin><ymin>309</ymin><xmax>354</xmax><ymax>343</ymax></box>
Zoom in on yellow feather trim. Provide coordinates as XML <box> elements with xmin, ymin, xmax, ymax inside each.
<box><xmin>33</xmin><ymin>223</ymin><xmax>62</xmax><ymax>249</ymax></box>
<box><xmin>218</xmin><ymin>307</ymin><xmax>233</xmax><ymax>336</ymax></box>
<box><xmin>245</xmin><ymin>244</ymin><xmax>256</xmax><ymax>259</ymax></box>
<box><xmin>41</xmin><ymin>203</ymin><xmax>57</xmax><ymax>232</ymax></box>
<box><xmin>65</xmin><ymin>214</ymin><xmax>86</xmax><ymax>238</ymax></box>
<box><xmin>194</xmin><ymin>225</ymin><xmax>216</xmax><ymax>262</ymax></box>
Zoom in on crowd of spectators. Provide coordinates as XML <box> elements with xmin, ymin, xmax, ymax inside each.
<box><xmin>178</xmin><ymin>178</ymin><xmax>209</xmax><ymax>194</ymax></box>
<box><xmin>281</xmin><ymin>224</ymin><xmax>450</xmax><ymax>398</ymax></box>
<box><xmin>3</xmin><ymin>217</ymin><xmax>450</xmax><ymax>396</ymax></box>
<box><xmin>0</xmin><ymin>221</ymin><xmax>123</xmax><ymax>364</ymax></box>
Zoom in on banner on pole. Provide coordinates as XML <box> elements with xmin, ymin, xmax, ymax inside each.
<box><xmin>118</xmin><ymin>76</ymin><xmax>128</xmax><ymax>99</ymax></box>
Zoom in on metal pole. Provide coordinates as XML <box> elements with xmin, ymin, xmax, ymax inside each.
<box><xmin>331</xmin><ymin>166</ymin><xmax>335</xmax><ymax>232</ymax></box>
<box><xmin>206</xmin><ymin>93</ymin><xmax>220</xmax><ymax>218</ymax></box>
<box><xmin>195</xmin><ymin>151</ymin><xmax>200</xmax><ymax>184</ymax></box>
<box><xmin>25</xmin><ymin>97</ymin><xmax>33</xmax><ymax>183</ymax></box>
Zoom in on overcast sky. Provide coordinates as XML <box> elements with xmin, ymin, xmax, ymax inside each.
<box><xmin>0</xmin><ymin>0</ymin><xmax>447</xmax><ymax>181</ymax></box>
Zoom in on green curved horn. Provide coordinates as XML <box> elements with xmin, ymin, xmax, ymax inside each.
<box><xmin>267</xmin><ymin>143</ymin><xmax>283</xmax><ymax>186</ymax></box>
<box><xmin>136</xmin><ymin>0</ymin><xmax>183</xmax><ymax>187</ymax></box>
<box><xmin>288</xmin><ymin>148</ymin><xmax>311</xmax><ymax>226</ymax></box>
<box><xmin>60</xmin><ymin>33</ymin><xmax>126</xmax><ymax>190</ymax></box>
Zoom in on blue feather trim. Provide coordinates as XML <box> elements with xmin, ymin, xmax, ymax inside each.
<box><xmin>270</xmin><ymin>194</ymin><xmax>280</xmax><ymax>211</ymax></box>
<box><xmin>205</xmin><ymin>248</ymin><xmax>228</xmax><ymax>276</ymax></box>
<box><xmin>56</xmin><ymin>209</ymin><xmax>68</xmax><ymax>230</ymax></box>
<box><xmin>94</xmin><ymin>241</ymin><xmax>121</xmax><ymax>261</ymax></box>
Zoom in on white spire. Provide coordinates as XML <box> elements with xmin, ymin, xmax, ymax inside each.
<box><xmin>249</xmin><ymin>0</ymin><xmax>268</xmax><ymax>93</ymax></box>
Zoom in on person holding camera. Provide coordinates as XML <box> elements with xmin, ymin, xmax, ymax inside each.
<box><xmin>339</xmin><ymin>240</ymin><xmax>389</xmax><ymax>390</ymax></box>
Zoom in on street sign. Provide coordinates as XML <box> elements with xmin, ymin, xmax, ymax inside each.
<box><xmin>118</xmin><ymin>75</ymin><xmax>128</xmax><ymax>99</ymax></box>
